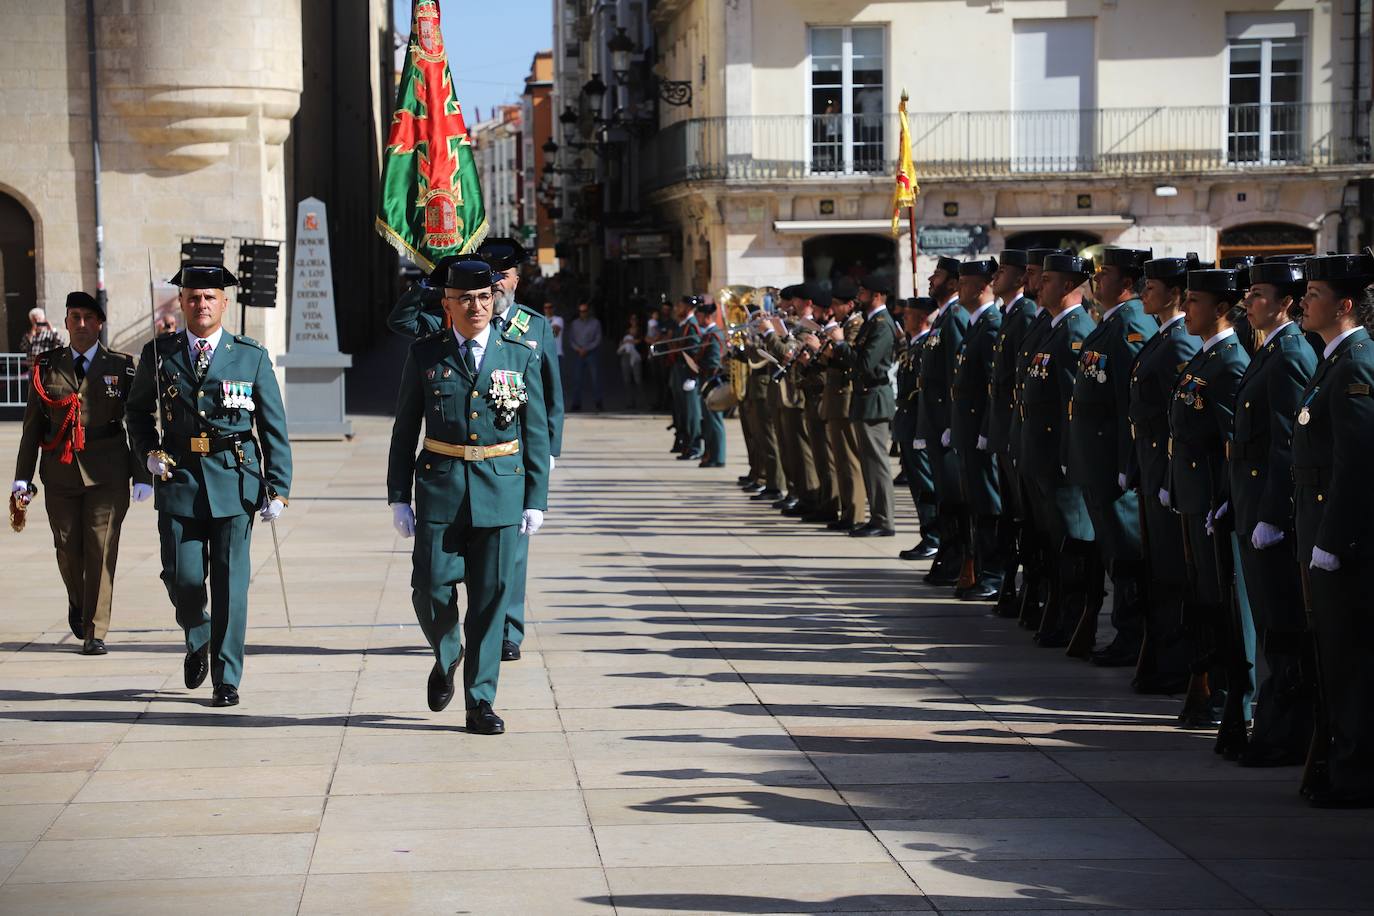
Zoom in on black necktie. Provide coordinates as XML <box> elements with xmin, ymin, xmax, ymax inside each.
<box><xmin>74</xmin><ymin>354</ymin><xmax>86</xmax><ymax>384</ymax></box>
<box><xmin>463</xmin><ymin>340</ymin><xmax>478</xmax><ymax>375</ymax></box>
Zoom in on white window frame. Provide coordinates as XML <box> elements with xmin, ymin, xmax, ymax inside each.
<box><xmin>1223</xmin><ymin>13</ymin><xmax>1308</xmax><ymax>165</ymax></box>
<box><xmin>806</xmin><ymin>24</ymin><xmax>887</xmax><ymax>176</ymax></box>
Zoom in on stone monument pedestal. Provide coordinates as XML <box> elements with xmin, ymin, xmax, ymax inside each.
<box><xmin>276</xmin><ymin>351</ymin><xmax>353</xmax><ymax>439</ymax></box>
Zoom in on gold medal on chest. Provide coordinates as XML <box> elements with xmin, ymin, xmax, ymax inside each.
<box><xmin>1298</xmin><ymin>406</ymin><xmax>1311</xmax><ymax>425</ymax></box>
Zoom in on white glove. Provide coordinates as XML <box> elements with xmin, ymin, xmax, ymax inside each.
<box><xmin>1061</xmin><ymin>465</ymin><xmax>1068</xmax><ymax>476</ymax></box>
<box><xmin>1117</xmin><ymin>472</ymin><xmax>1128</xmax><ymax>491</ymax></box>
<box><xmin>940</xmin><ymin>429</ymin><xmax>952</xmax><ymax>448</ymax></box>
<box><xmin>131</xmin><ymin>483</ymin><xmax>153</xmax><ymax>503</ymax></box>
<box><xmin>914</xmin><ymin>438</ymin><xmax>927</xmax><ymax>450</ymax></box>
<box><xmin>1205</xmin><ymin>501</ymin><xmax>1229</xmax><ymax>536</ymax></box>
<box><xmin>1158</xmin><ymin>488</ymin><xmax>1171</xmax><ymax>508</ymax></box>
<box><xmin>1252</xmin><ymin>521</ymin><xmax>1285</xmax><ymax>550</ymax></box>
<box><xmin>391</xmin><ymin>503</ymin><xmax>415</xmax><ymax>538</ymax></box>
<box><xmin>550</xmin><ymin>456</ymin><xmax>557</xmax><ymax>471</ymax></box>
<box><xmin>1311</xmin><ymin>546</ymin><xmax>1341</xmax><ymax>572</ymax></box>
<box><xmin>682</xmin><ymin>379</ymin><xmax>697</xmax><ymax>392</ymax></box>
<box><xmin>520</xmin><ymin>508</ymin><xmax>544</xmax><ymax>536</ymax></box>
<box><xmin>11</xmin><ymin>480</ymin><xmax>28</xmax><ymax>495</ymax></box>
<box><xmin>259</xmin><ymin>497</ymin><xmax>284</xmax><ymax>523</ymax></box>
<box><xmin>976</xmin><ymin>435</ymin><xmax>988</xmax><ymax>451</ymax></box>
<box><xmin>147</xmin><ymin>454</ymin><xmax>172</xmax><ymax>477</ymax></box>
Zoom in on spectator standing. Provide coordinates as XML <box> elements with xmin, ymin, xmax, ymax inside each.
<box><xmin>567</xmin><ymin>301</ymin><xmax>604</xmax><ymax>411</ymax></box>
<box><xmin>618</xmin><ymin>313</ymin><xmax>646</xmax><ymax>410</ymax></box>
<box><xmin>20</xmin><ymin>308</ymin><xmax>66</xmax><ymax>371</ymax></box>
<box><xmin>543</xmin><ymin>302</ymin><xmax>564</xmax><ymax>358</ymax></box>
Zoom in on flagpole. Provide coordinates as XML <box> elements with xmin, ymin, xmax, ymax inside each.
<box><xmin>908</xmin><ymin>204</ymin><xmax>918</xmax><ymax>298</ymax></box>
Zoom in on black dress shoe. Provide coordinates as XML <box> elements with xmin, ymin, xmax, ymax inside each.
<box><xmin>750</xmin><ymin>488</ymin><xmax>782</xmax><ymax>501</ymax></box>
<box><xmin>465</xmin><ymin>700</ymin><xmax>506</xmax><ymax>735</ymax></box>
<box><xmin>501</xmin><ymin>640</ymin><xmax>522</xmax><ymax>662</ymax></box>
<box><xmin>743</xmin><ymin>483</ymin><xmax>766</xmax><ymax>494</ymax></box>
<box><xmin>211</xmin><ymin>684</ymin><xmax>239</xmax><ymax>707</ymax></box>
<box><xmin>1091</xmin><ymin>645</ymin><xmax>1140</xmax><ymax>668</ymax></box>
<box><xmin>826</xmin><ymin>519</ymin><xmax>855</xmax><ymax>531</ymax></box>
<box><xmin>850</xmin><ymin>525</ymin><xmax>895</xmax><ymax>537</ymax></box>
<box><xmin>899</xmin><ymin>543</ymin><xmax>939</xmax><ymax>560</ymax></box>
<box><xmin>961</xmin><ymin>584</ymin><xmax>999</xmax><ymax>601</ymax></box>
<box><xmin>736</xmin><ymin>475</ymin><xmax>754</xmax><ymax>485</ymax></box>
<box><xmin>923</xmin><ymin>570</ymin><xmax>959</xmax><ymax>586</ymax></box>
<box><xmin>771</xmin><ymin>496</ymin><xmax>794</xmax><ymax>510</ymax></box>
<box><xmin>781</xmin><ymin>503</ymin><xmax>809</xmax><ymax>517</ymax></box>
<box><xmin>677</xmin><ymin>450</ymin><xmax>705</xmax><ymax>461</ymax></box>
<box><xmin>698</xmin><ymin>460</ymin><xmax>725</xmax><ymax>468</ymax></box>
<box><xmin>427</xmin><ymin>656</ymin><xmax>460</xmax><ymax>712</ymax></box>
<box><xmin>68</xmin><ymin>605</ymin><xmax>83</xmax><ymax>639</ymax></box>
<box><xmin>184</xmin><ymin>644</ymin><xmax>210</xmax><ymax>689</ymax></box>
<box><xmin>81</xmin><ymin>637</ymin><xmax>107</xmax><ymax>656</ymax></box>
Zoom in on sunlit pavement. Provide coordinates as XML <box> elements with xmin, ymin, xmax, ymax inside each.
<box><xmin>0</xmin><ymin>413</ymin><xmax>1368</xmax><ymax>915</ymax></box>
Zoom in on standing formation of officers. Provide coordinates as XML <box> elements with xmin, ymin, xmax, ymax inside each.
<box><xmin>707</xmin><ymin>247</ymin><xmax>1374</xmax><ymax>809</ymax></box>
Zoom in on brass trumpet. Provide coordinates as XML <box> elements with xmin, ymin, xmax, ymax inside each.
<box><xmin>647</xmin><ymin>335</ymin><xmax>701</xmax><ymax>357</ymax></box>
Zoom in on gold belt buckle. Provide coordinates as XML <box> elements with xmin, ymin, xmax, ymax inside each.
<box><xmin>191</xmin><ymin>434</ymin><xmax>210</xmax><ymax>455</ymax></box>
<box><xmin>464</xmin><ymin>445</ymin><xmax>486</xmax><ymax>461</ymax></box>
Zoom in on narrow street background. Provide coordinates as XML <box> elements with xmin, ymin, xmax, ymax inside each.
<box><xmin>0</xmin><ymin>415</ymin><xmax>1369</xmax><ymax>914</ymax></box>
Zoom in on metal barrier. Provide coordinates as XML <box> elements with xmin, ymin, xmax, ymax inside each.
<box><xmin>0</xmin><ymin>353</ymin><xmax>29</xmax><ymax>409</ymax></box>
<box><xmin>641</xmin><ymin>102</ymin><xmax>1371</xmax><ymax>191</ymax></box>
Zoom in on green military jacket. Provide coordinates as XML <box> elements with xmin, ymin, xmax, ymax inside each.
<box><xmin>950</xmin><ymin>301</ymin><xmax>1002</xmax><ymax>454</ymax></box>
<box><xmin>984</xmin><ymin>296</ymin><xmax>1037</xmax><ymax>454</ymax></box>
<box><xmin>1292</xmin><ymin>327</ymin><xmax>1374</xmax><ymax>561</ymax></box>
<box><xmin>1066</xmin><ymin>298</ymin><xmax>1155</xmax><ymax>496</ymax></box>
<box><xmin>16</xmin><ymin>344</ymin><xmax>149</xmax><ymax>490</ymax></box>
<box><xmin>127</xmin><ymin>331</ymin><xmax>292</xmax><ymax>519</ymax></box>
<box><xmin>1165</xmin><ymin>332</ymin><xmax>1248</xmax><ymax>517</ymax></box>
<box><xmin>1018</xmin><ymin>305</ymin><xmax>1095</xmax><ymax>482</ymax></box>
<box><xmin>765</xmin><ymin>328</ymin><xmax>804</xmax><ymax>410</ymax></box>
<box><xmin>842</xmin><ymin>306</ymin><xmax>896</xmax><ymax>422</ymax></box>
<box><xmin>1228</xmin><ymin>322</ymin><xmax>1315</xmax><ymax>535</ymax></box>
<box><xmin>892</xmin><ymin>331</ymin><xmax>925</xmax><ymax>443</ymax></box>
<box><xmin>820</xmin><ymin>312</ymin><xmax>863</xmax><ymax>422</ymax></box>
<box><xmin>915</xmin><ymin>301</ymin><xmax>967</xmax><ymax>441</ymax></box>
<box><xmin>1126</xmin><ymin>315</ymin><xmax>1198</xmax><ymax>494</ymax></box>
<box><xmin>1007</xmin><ymin>309</ymin><xmax>1053</xmax><ymax>463</ymax></box>
<box><xmin>387</xmin><ymin>328</ymin><xmax>550</xmax><ymax>527</ymax></box>
<box><xmin>388</xmin><ymin>289</ymin><xmax>565</xmax><ymax>457</ymax></box>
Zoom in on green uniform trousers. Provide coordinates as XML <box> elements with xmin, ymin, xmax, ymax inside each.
<box><xmin>159</xmin><ymin>512</ymin><xmax>252</xmax><ymax>687</ymax></box>
<box><xmin>855</xmin><ymin>418</ymin><xmax>895</xmax><ymax>530</ymax></box>
<box><xmin>46</xmin><ymin>479</ymin><xmax>129</xmax><ymax>640</ymax></box>
<box><xmin>503</xmin><ymin>536</ymin><xmax>529</xmax><ymax>648</ymax></box>
<box><xmin>826</xmin><ymin>416</ymin><xmax>866</xmax><ymax>527</ymax></box>
<box><xmin>804</xmin><ymin>403</ymin><xmax>835</xmax><ymax>517</ymax></box>
<box><xmin>701</xmin><ymin>392</ymin><xmax>727</xmax><ymax>464</ymax></box>
<box><xmin>412</xmin><ymin>517</ymin><xmax>515</xmax><ymax>708</ymax></box>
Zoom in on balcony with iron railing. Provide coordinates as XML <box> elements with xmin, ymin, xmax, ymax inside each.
<box><xmin>641</xmin><ymin>102</ymin><xmax>1372</xmax><ymax>192</ymax></box>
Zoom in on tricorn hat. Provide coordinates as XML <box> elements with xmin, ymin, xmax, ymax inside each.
<box><xmin>1100</xmin><ymin>247</ymin><xmax>1154</xmax><ymax>273</ymax></box>
<box><xmin>1187</xmin><ymin>269</ymin><xmax>1241</xmax><ymax>298</ymax></box>
<box><xmin>444</xmin><ymin>260</ymin><xmax>498</xmax><ymax>291</ymax></box>
<box><xmin>170</xmin><ymin>264</ymin><xmax>238</xmax><ymax>290</ymax></box>
<box><xmin>1304</xmin><ymin>251</ymin><xmax>1374</xmax><ymax>284</ymax></box>
<box><xmin>1042</xmin><ymin>252</ymin><xmax>1093</xmax><ymax>277</ymax></box>
<box><xmin>1143</xmin><ymin>254</ymin><xmax>1203</xmax><ymax>282</ymax></box>
<box><xmin>476</xmin><ymin>237</ymin><xmax>528</xmax><ymax>272</ymax></box>
<box><xmin>958</xmin><ymin>257</ymin><xmax>998</xmax><ymax>279</ymax></box>
<box><xmin>1027</xmin><ymin>247</ymin><xmax>1067</xmax><ymax>267</ymax></box>
<box><xmin>999</xmin><ymin>249</ymin><xmax>1029</xmax><ymax>268</ymax></box>
<box><xmin>1249</xmin><ymin>260</ymin><xmax>1306</xmax><ymax>288</ymax></box>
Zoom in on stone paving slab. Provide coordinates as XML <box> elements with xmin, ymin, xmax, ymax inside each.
<box><xmin>0</xmin><ymin>414</ymin><xmax>1369</xmax><ymax>914</ymax></box>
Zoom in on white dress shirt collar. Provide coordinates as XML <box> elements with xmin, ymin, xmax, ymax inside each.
<box><xmin>1323</xmin><ymin>326</ymin><xmax>1361</xmax><ymax>359</ymax></box>
<box><xmin>188</xmin><ymin>326</ymin><xmax>225</xmax><ymax>356</ymax></box>
<box><xmin>865</xmin><ymin>303</ymin><xmax>888</xmax><ymax>320</ymax></box>
<box><xmin>1203</xmin><ymin>327</ymin><xmax>1236</xmax><ymax>352</ymax></box>
<box><xmin>1050</xmin><ymin>303</ymin><xmax>1083</xmax><ymax>328</ymax></box>
<box><xmin>1101</xmin><ymin>301</ymin><xmax>1125</xmax><ymax>323</ymax></box>
<box><xmin>967</xmin><ymin>300</ymin><xmax>995</xmax><ymax>325</ymax></box>
<box><xmin>1159</xmin><ymin>313</ymin><xmax>1186</xmax><ymax>331</ymax></box>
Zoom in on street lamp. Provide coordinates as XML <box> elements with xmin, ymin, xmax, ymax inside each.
<box><xmin>558</xmin><ymin>105</ymin><xmax>579</xmax><ymax>127</ymax></box>
<box><xmin>541</xmin><ymin>138</ymin><xmax>558</xmax><ymax>170</ymax></box>
<box><xmin>608</xmin><ymin>27</ymin><xmax>634</xmax><ymax>83</ymax></box>
<box><xmin>581</xmin><ymin>74</ymin><xmax>607</xmax><ymax>112</ymax></box>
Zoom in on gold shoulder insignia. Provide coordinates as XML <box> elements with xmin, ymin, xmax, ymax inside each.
<box><xmin>1348</xmin><ymin>383</ymin><xmax>1371</xmax><ymax>396</ymax></box>
<box><xmin>1070</xmin><ymin>342</ymin><xmax>1083</xmax><ymax>351</ymax></box>
<box><xmin>1127</xmin><ymin>333</ymin><xmax>1144</xmax><ymax>343</ymax></box>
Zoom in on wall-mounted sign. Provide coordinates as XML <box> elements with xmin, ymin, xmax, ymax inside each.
<box><xmin>917</xmin><ymin>224</ymin><xmax>990</xmax><ymax>257</ymax></box>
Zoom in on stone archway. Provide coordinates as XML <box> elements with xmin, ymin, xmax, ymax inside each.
<box><xmin>0</xmin><ymin>190</ymin><xmax>37</xmax><ymax>351</ymax></box>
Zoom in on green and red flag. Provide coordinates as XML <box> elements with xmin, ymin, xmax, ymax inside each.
<box><xmin>376</xmin><ymin>0</ymin><xmax>488</xmax><ymax>270</ymax></box>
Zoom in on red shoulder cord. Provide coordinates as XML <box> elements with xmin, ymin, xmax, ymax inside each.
<box><xmin>30</xmin><ymin>363</ymin><xmax>84</xmax><ymax>464</ymax></box>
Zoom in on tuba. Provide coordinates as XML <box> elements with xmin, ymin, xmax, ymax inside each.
<box><xmin>719</xmin><ymin>285</ymin><xmax>759</xmax><ymax>405</ymax></box>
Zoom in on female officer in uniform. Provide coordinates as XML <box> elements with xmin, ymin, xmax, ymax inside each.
<box><xmin>1164</xmin><ymin>269</ymin><xmax>1251</xmax><ymax>753</ymax></box>
<box><xmin>1290</xmin><ymin>251</ymin><xmax>1374</xmax><ymax>808</ymax></box>
<box><xmin>1228</xmin><ymin>258</ymin><xmax>1317</xmax><ymax>767</ymax></box>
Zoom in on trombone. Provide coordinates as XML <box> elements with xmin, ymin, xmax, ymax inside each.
<box><xmin>648</xmin><ymin>334</ymin><xmax>701</xmax><ymax>357</ymax></box>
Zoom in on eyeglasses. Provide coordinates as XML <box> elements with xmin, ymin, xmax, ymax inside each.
<box><xmin>446</xmin><ymin>291</ymin><xmax>494</xmax><ymax>307</ymax></box>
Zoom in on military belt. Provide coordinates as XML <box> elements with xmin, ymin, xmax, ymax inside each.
<box><xmin>181</xmin><ymin>430</ymin><xmax>253</xmax><ymax>457</ymax></box>
<box><xmin>1291</xmin><ymin>466</ymin><xmax>1330</xmax><ymax>487</ymax></box>
<box><xmin>84</xmin><ymin>421</ymin><xmax>125</xmax><ymax>442</ymax></box>
<box><xmin>423</xmin><ymin>437</ymin><xmax>520</xmax><ymax>461</ymax></box>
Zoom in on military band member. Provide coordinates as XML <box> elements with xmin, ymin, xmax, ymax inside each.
<box><xmin>127</xmin><ymin>265</ymin><xmax>293</xmax><ymax>706</ymax></box>
<box><xmin>1228</xmin><ymin>257</ymin><xmax>1317</xmax><ymax>766</ymax></box>
<box><xmin>949</xmin><ymin>258</ymin><xmax>1003</xmax><ymax>600</ymax></box>
<box><xmin>1128</xmin><ymin>256</ymin><xmax>1202</xmax><ymax>694</ymax></box>
<box><xmin>387</xmin><ymin>261</ymin><xmax>550</xmax><ymax>734</ymax></box>
<box><xmin>673</xmin><ymin>297</ymin><xmax>705</xmax><ymax>462</ymax></box>
<box><xmin>983</xmin><ymin>251</ymin><xmax>1037</xmax><ymax>617</ymax></box>
<box><xmin>1066</xmin><ymin>247</ymin><xmax>1156</xmax><ymax>663</ymax></box>
<box><xmin>1018</xmin><ymin>252</ymin><xmax>1098</xmax><ymax>648</ymax></box>
<box><xmin>1290</xmin><ymin>251</ymin><xmax>1374</xmax><ymax>807</ymax></box>
<box><xmin>743</xmin><ymin>313</ymin><xmax>784</xmax><ymax>501</ymax></box>
<box><xmin>694</xmin><ymin>299</ymin><xmax>727</xmax><ymax>468</ymax></box>
<box><xmin>765</xmin><ymin>287</ymin><xmax>813</xmax><ymax>513</ymax></box>
<box><xmin>820</xmin><ymin>279</ymin><xmax>868</xmax><ymax>530</ymax></box>
<box><xmin>1163</xmin><ymin>268</ymin><xmax>1252</xmax><ymax>747</ymax></box>
<box><xmin>896</xmin><ymin>298</ymin><xmax>938</xmax><ymax>558</ymax></box>
<box><xmin>915</xmin><ymin>258</ymin><xmax>967</xmax><ymax>580</ymax></box>
<box><xmin>830</xmin><ymin>275</ymin><xmax>897</xmax><ymax>536</ymax></box>
<box><xmin>13</xmin><ymin>291</ymin><xmax>152</xmax><ymax>654</ymax></box>
<box><xmin>797</xmin><ymin>284</ymin><xmax>838</xmax><ymax>521</ymax></box>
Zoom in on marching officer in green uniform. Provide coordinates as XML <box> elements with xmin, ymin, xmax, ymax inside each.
<box><xmin>1228</xmin><ymin>257</ymin><xmax>1317</xmax><ymax>767</ymax></box>
<box><xmin>895</xmin><ymin>298</ymin><xmax>938</xmax><ymax>558</ymax></box>
<box><xmin>1018</xmin><ymin>252</ymin><xmax>1098</xmax><ymax>648</ymax></box>
<box><xmin>1066</xmin><ymin>247</ymin><xmax>1156</xmax><ymax>663</ymax></box>
<box><xmin>830</xmin><ymin>274</ymin><xmax>897</xmax><ymax>536</ymax></box>
<box><xmin>1010</xmin><ymin>249</ymin><xmax>1063</xmax><ymax>628</ymax></box>
<box><xmin>915</xmin><ymin>258</ymin><xmax>967</xmax><ymax>581</ymax></box>
<box><xmin>694</xmin><ymin>298</ymin><xmax>727</xmax><ymax>467</ymax></box>
<box><xmin>983</xmin><ymin>251</ymin><xmax>1037</xmax><ymax>617</ymax></box>
<box><xmin>820</xmin><ymin>279</ymin><xmax>867</xmax><ymax>530</ymax></box>
<box><xmin>387</xmin><ymin>261</ymin><xmax>550</xmax><ymax>734</ymax></box>
<box><xmin>949</xmin><ymin>258</ymin><xmax>1003</xmax><ymax>600</ymax></box>
<box><xmin>1163</xmin><ymin>268</ymin><xmax>1252</xmax><ymax>750</ymax></box>
<box><xmin>1290</xmin><ymin>250</ymin><xmax>1374</xmax><ymax>807</ymax></box>
<box><xmin>1128</xmin><ymin>255</ymin><xmax>1202</xmax><ymax>694</ymax></box>
<box><xmin>127</xmin><ymin>265</ymin><xmax>293</xmax><ymax>707</ymax></box>
<box><xmin>13</xmin><ymin>291</ymin><xmax>153</xmax><ymax>654</ymax></box>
